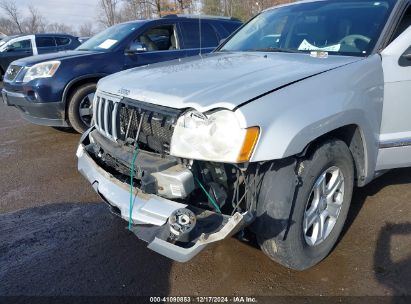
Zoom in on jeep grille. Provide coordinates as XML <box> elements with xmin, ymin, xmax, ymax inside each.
<box><xmin>93</xmin><ymin>92</ymin><xmax>182</xmax><ymax>154</ymax></box>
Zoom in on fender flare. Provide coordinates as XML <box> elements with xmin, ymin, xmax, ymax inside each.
<box><xmin>62</xmin><ymin>73</ymin><xmax>108</xmax><ymax>104</ymax></box>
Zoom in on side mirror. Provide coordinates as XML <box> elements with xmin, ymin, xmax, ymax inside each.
<box><xmin>126</xmin><ymin>42</ymin><xmax>147</xmax><ymax>55</ymax></box>
<box><xmin>6</xmin><ymin>46</ymin><xmax>15</xmax><ymax>52</ymax></box>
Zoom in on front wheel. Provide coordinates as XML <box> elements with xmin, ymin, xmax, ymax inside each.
<box><xmin>256</xmin><ymin>139</ymin><xmax>354</xmax><ymax>270</ymax></box>
<box><xmin>67</xmin><ymin>83</ymin><xmax>96</xmax><ymax>133</ymax></box>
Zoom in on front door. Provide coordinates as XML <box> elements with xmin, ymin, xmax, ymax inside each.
<box><xmin>2</xmin><ymin>37</ymin><xmax>33</xmax><ymax>69</ymax></box>
<box><xmin>124</xmin><ymin>24</ymin><xmax>185</xmax><ymax>69</ymax></box>
<box><xmin>378</xmin><ymin>22</ymin><xmax>411</xmax><ymax>170</ymax></box>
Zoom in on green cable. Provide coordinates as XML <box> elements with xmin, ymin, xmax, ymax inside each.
<box><xmin>194</xmin><ymin>176</ymin><xmax>221</xmax><ymax>214</ymax></box>
<box><xmin>128</xmin><ymin>145</ymin><xmax>140</xmax><ymax>231</ymax></box>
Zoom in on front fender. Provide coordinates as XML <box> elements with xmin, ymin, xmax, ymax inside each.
<box><xmin>235</xmin><ymin>54</ymin><xmax>384</xmax><ymax>183</ymax></box>
<box><xmin>62</xmin><ymin>73</ymin><xmax>109</xmax><ymax>103</ymax></box>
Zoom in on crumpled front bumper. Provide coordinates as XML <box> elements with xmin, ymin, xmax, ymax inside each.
<box><xmin>76</xmin><ymin>131</ymin><xmax>253</xmax><ymax>262</ymax></box>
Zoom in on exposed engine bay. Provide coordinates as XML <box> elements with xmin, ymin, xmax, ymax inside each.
<box><xmin>90</xmin><ymin>95</ymin><xmax>262</xmax><ymax>216</ymax></box>
<box><xmin>79</xmin><ymin>97</ymin><xmax>262</xmax><ymax>260</ymax></box>
<box><xmin>84</xmin><ymin>128</ymin><xmax>260</xmax><ymax>224</ymax></box>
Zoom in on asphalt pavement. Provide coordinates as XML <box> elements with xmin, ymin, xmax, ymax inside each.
<box><xmin>0</xmin><ymin>86</ymin><xmax>410</xmax><ymax>300</ymax></box>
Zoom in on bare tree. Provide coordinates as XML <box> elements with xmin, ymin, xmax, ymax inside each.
<box><xmin>0</xmin><ymin>0</ymin><xmax>296</xmax><ymax>37</ymax></box>
<box><xmin>151</xmin><ymin>0</ymin><xmax>163</xmax><ymax>17</ymax></box>
<box><xmin>24</xmin><ymin>4</ymin><xmax>47</xmax><ymax>33</ymax></box>
<box><xmin>122</xmin><ymin>0</ymin><xmax>155</xmax><ymax>20</ymax></box>
<box><xmin>0</xmin><ymin>16</ymin><xmax>15</xmax><ymax>35</ymax></box>
<box><xmin>202</xmin><ymin>0</ymin><xmax>295</xmax><ymax>21</ymax></box>
<box><xmin>175</xmin><ymin>0</ymin><xmax>193</xmax><ymax>13</ymax></box>
<box><xmin>139</xmin><ymin>0</ymin><xmax>166</xmax><ymax>17</ymax></box>
<box><xmin>47</xmin><ymin>22</ymin><xmax>76</xmax><ymax>35</ymax></box>
<box><xmin>201</xmin><ymin>0</ymin><xmax>223</xmax><ymax>16</ymax></box>
<box><xmin>0</xmin><ymin>0</ymin><xmax>23</xmax><ymax>33</ymax></box>
<box><xmin>98</xmin><ymin>0</ymin><xmax>120</xmax><ymax>27</ymax></box>
<box><xmin>117</xmin><ymin>0</ymin><xmax>182</xmax><ymax>21</ymax></box>
<box><xmin>78</xmin><ymin>22</ymin><xmax>95</xmax><ymax>37</ymax></box>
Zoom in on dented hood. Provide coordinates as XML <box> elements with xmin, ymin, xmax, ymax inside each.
<box><xmin>98</xmin><ymin>52</ymin><xmax>362</xmax><ymax>112</ymax></box>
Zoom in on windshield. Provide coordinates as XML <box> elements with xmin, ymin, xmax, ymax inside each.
<box><xmin>77</xmin><ymin>22</ymin><xmax>143</xmax><ymax>51</ymax></box>
<box><xmin>221</xmin><ymin>0</ymin><xmax>395</xmax><ymax>56</ymax></box>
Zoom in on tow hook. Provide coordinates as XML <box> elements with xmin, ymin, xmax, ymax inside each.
<box><xmin>147</xmin><ymin>211</ymin><xmax>255</xmax><ymax>262</ymax></box>
<box><xmin>168</xmin><ymin>208</ymin><xmax>197</xmax><ymax>242</ymax></box>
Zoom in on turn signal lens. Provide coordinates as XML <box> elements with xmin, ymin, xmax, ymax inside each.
<box><xmin>237</xmin><ymin>127</ymin><xmax>260</xmax><ymax>163</ymax></box>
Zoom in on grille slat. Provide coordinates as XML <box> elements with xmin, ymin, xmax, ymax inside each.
<box><xmin>112</xmin><ymin>102</ymin><xmax>119</xmax><ymax>140</ymax></box>
<box><xmin>104</xmin><ymin>98</ymin><xmax>110</xmax><ymax>137</ymax></box>
<box><xmin>97</xmin><ymin>97</ymin><xmax>103</xmax><ymax>133</ymax></box>
<box><xmin>93</xmin><ymin>96</ymin><xmax>99</xmax><ymax>127</ymax></box>
<box><xmin>101</xmin><ymin>98</ymin><xmax>106</xmax><ymax>131</ymax></box>
<box><xmin>94</xmin><ymin>93</ymin><xmax>181</xmax><ymax>154</ymax></box>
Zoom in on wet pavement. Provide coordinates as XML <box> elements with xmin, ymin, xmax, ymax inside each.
<box><xmin>0</xmin><ymin>89</ymin><xmax>410</xmax><ymax>300</ymax></box>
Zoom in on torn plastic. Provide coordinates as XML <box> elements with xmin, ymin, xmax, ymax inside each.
<box><xmin>77</xmin><ymin>139</ymin><xmax>255</xmax><ymax>262</ymax></box>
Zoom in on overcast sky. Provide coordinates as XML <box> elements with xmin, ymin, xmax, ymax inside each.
<box><xmin>18</xmin><ymin>0</ymin><xmax>100</xmax><ymax>28</ymax></box>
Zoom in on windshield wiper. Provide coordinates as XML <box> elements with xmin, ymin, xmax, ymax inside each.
<box><xmin>247</xmin><ymin>47</ymin><xmax>303</xmax><ymax>53</ymax></box>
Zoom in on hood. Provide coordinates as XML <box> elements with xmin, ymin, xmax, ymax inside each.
<box><xmin>12</xmin><ymin>50</ymin><xmax>101</xmax><ymax>66</ymax></box>
<box><xmin>98</xmin><ymin>52</ymin><xmax>363</xmax><ymax>112</ymax></box>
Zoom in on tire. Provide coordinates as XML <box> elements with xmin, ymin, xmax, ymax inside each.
<box><xmin>255</xmin><ymin>139</ymin><xmax>354</xmax><ymax>270</ymax></box>
<box><xmin>67</xmin><ymin>83</ymin><xmax>96</xmax><ymax>133</ymax></box>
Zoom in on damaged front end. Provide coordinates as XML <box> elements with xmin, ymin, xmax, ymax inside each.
<box><xmin>77</xmin><ymin>92</ymin><xmax>261</xmax><ymax>262</ymax></box>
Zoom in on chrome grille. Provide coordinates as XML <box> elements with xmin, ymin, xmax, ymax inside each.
<box><xmin>118</xmin><ymin>106</ymin><xmax>176</xmax><ymax>153</ymax></box>
<box><xmin>94</xmin><ymin>93</ymin><xmax>181</xmax><ymax>154</ymax></box>
<box><xmin>5</xmin><ymin>65</ymin><xmax>23</xmax><ymax>81</ymax></box>
<box><xmin>93</xmin><ymin>94</ymin><xmax>120</xmax><ymax>140</ymax></box>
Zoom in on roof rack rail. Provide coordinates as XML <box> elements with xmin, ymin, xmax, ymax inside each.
<box><xmin>162</xmin><ymin>14</ymin><xmax>241</xmax><ymax>22</ymax></box>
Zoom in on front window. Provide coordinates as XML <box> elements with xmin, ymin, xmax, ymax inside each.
<box><xmin>0</xmin><ymin>36</ymin><xmax>15</xmax><ymax>48</ymax></box>
<box><xmin>221</xmin><ymin>0</ymin><xmax>395</xmax><ymax>56</ymax></box>
<box><xmin>0</xmin><ymin>37</ymin><xmax>32</xmax><ymax>52</ymax></box>
<box><xmin>77</xmin><ymin>22</ymin><xmax>144</xmax><ymax>52</ymax></box>
<box><xmin>135</xmin><ymin>25</ymin><xmax>177</xmax><ymax>51</ymax></box>
<box><xmin>9</xmin><ymin>39</ymin><xmax>32</xmax><ymax>50</ymax></box>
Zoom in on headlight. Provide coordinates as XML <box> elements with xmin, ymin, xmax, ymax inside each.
<box><xmin>170</xmin><ymin>109</ymin><xmax>260</xmax><ymax>163</ymax></box>
<box><xmin>22</xmin><ymin>61</ymin><xmax>61</xmax><ymax>83</ymax></box>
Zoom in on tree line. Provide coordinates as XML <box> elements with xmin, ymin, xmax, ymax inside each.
<box><xmin>0</xmin><ymin>0</ymin><xmax>295</xmax><ymax>37</ymax></box>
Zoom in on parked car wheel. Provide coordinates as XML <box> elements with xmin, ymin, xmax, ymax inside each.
<box><xmin>67</xmin><ymin>83</ymin><xmax>96</xmax><ymax>133</ymax></box>
<box><xmin>256</xmin><ymin>139</ymin><xmax>354</xmax><ymax>270</ymax></box>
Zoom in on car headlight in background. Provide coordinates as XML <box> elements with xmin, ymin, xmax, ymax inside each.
<box><xmin>170</xmin><ymin>109</ymin><xmax>260</xmax><ymax>163</ymax></box>
<box><xmin>22</xmin><ymin>61</ymin><xmax>61</xmax><ymax>83</ymax></box>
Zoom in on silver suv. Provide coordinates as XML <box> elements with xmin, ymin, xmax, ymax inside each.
<box><xmin>77</xmin><ymin>0</ymin><xmax>411</xmax><ymax>270</ymax></box>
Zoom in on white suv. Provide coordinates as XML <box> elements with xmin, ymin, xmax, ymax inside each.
<box><xmin>77</xmin><ymin>0</ymin><xmax>411</xmax><ymax>270</ymax></box>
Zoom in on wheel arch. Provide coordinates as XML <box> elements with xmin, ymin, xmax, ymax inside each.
<box><xmin>298</xmin><ymin>124</ymin><xmax>367</xmax><ymax>187</ymax></box>
<box><xmin>62</xmin><ymin>74</ymin><xmax>107</xmax><ymax>122</ymax></box>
